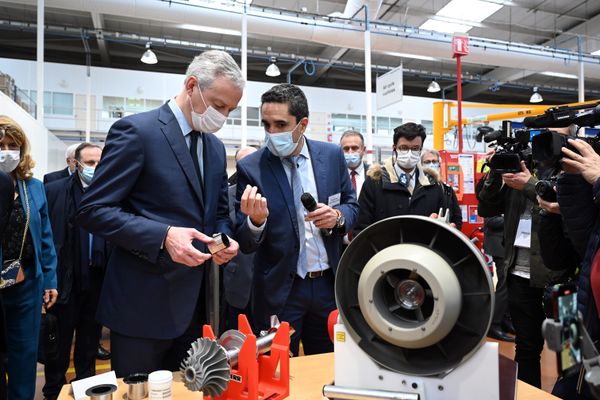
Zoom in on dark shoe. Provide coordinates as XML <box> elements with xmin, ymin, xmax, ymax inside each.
<box><xmin>487</xmin><ymin>327</ymin><xmax>515</xmax><ymax>342</ymax></box>
<box><xmin>501</xmin><ymin>318</ymin><xmax>516</xmax><ymax>335</ymax></box>
<box><xmin>96</xmin><ymin>345</ymin><xmax>111</xmax><ymax>360</ymax></box>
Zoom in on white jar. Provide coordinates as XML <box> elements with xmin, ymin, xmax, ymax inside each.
<box><xmin>148</xmin><ymin>370</ymin><xmax>173</xmax><ymax>400</ymax></box>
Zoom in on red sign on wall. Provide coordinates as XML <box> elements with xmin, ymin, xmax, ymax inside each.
<box><xmin>452</xmin><ymin>34</ymin><xmax>469</xmax><ymax>56</ymax></box>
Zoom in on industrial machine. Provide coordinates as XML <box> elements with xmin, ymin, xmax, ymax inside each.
<box><xmin>324</xmin><ymin>215</ymin><xmax>498</xmax><ymax>400</ymax></box>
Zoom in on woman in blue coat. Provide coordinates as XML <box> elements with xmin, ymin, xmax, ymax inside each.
<box><xmin>0</xmin><ymin>115</ymin><xmax>58</xmax><ymax>399</ymax></box>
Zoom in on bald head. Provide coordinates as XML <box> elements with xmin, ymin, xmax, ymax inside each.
<box><xmin>235</xmin><ymin>146</ymin><xmax>257</xmax><ymax>162</ymax></box>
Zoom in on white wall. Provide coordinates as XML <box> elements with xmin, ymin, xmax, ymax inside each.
<box><xmin>0</xmin><ymin>91</ymin><xmax>66</xmax><ymax>177</ymax></box>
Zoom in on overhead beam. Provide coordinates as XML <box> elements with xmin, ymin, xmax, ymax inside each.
<box><xmin>90</xmin><ymin>11</ymin><xmax>110</xmax><ymax>65</ymax></box>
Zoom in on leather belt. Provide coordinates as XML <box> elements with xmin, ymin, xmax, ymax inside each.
<box><xmin>306</xmin><ymin>269</ymin><xmax>330</xmax><ymax>279</ymax></box>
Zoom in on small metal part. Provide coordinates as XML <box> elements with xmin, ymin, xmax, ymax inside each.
<box><xmin>85</xmin><ymin>384</ymin><xmax>117</xmax><ymax>400</ymax></box>
<box><xmin>323</xmin><ymin>384</ymin><xmax>419</xmax><ymax>400</ymax></box>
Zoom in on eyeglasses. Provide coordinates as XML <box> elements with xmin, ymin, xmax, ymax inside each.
<box><xmin>422</xmin><ymin>160</ymin><xmax>439</xmax><ymax>165</ymax></box>
<box><xmin>396</xmin><ymin>146</ymin><xmax>422</xmax><ymax>153</ymax></box>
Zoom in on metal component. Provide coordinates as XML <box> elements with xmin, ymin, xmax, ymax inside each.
<box><xmin>123</xmin><ymin>373</ymin><xmax>148</xmax><ymax>400</ymax></box>
<box><xmin>85</xmin><ymin>384</ymin><xmax>118</xmax><ymax>400</ymax></box>
<box><xmin>357</xmin><ymin>243</ymin><xmax>462</xmax><ymax>349</ymax></box>
<box><xmin>323</xmin><ymin>384</ymin><xmax>419</xmax><ymax>400</ymax></box>
<box><xmin>180</xmin><ymin>338</ymin><xmax>229</xmax><ymax>397</ymax></box>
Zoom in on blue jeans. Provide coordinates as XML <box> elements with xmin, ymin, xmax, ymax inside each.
<box><xmin>1</xmin><ymin>275</ymin><xmax>43</xmax><ymax>399</ymax></box>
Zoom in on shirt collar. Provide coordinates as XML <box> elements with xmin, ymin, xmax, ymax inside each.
<box><xmin>168</xmin><ymin>97</ymin><xmax>193</xmax><ymax>136</ymax></box>
<box><xmin>350</xmin><ymin>161</ymin><xmax>365</xmax><ymax>176</ymax></box>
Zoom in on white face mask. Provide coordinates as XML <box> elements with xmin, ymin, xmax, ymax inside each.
<box><xmin>0</xmin><ymin>150</ymin><xmax>20</xmax><ymax>173</ymax></box>
<box><xmin>396</xmin><ymin>149</ymin><xmax>421</xmax><ymax>170</ymax></box>
<box><xmin>264</xmin><ymin>122</ymin><xmax>302</xmax><ymax>158</ymax></box>
<box><xmin>189</xmin><ymin>85</ymin><xmax>227</xmax><ymax>133</ymax></box>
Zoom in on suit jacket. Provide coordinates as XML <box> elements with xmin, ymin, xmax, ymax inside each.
<box><xmin>45</xmin><ymin>174</ymin><xmax>110</xmax><ymax>304</ymax></box>
<box><xmin>0</xmin><ymin>178</ymin><xmax>57</xmax><ymax>289</ymax></box>
<box><xmin>43</xmin><ymin>167</ymin><xmax>70</xmax><ymax>184</ymax></box>
<box><xmin>223</xmin><ymin>184</ymin><xmax>253</xmax><ymax>310</ymax></box>
<box><xmin>76</xmin><ymin>102</ymin><xmax>231</xmax><ymax>339</ymax></box>
<box><xmin>234</xmin><ymin>139</ymin><xmax>359</xmax><ymax>329</ymax></box>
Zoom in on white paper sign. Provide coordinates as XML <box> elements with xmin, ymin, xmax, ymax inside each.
<box><xmin>71</xmin><ymin>371</ymin><xmax>118</xmax><ymax>400</ymax></box>
<box><xmin>376</xmin><ymin>65</ymin><xmax>403</xmax><ymax>110</ymax></box>
<box><xmin>458</xmin><ymin>154</ymin><xmax>475</xmax><ymax>194</ymax></box>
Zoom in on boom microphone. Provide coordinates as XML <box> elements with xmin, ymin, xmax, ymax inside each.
<box><xmin>523</xmin><ymin>113</ymin><xmax>573</xmax><ymax>129</ymax></box>
<box><xmin>300</xmin><ymin>192</ymin><xmax>332</xmax><ymax>237</ymax></box>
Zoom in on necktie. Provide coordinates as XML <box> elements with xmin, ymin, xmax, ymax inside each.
<box><xmin>284</xmin><ymin>157</ymin><xmax>308</xmax><ymax>278</ymax></box>
<box><xmin>189</xmin><ymin>131</ymin><xmax>203</xmax><ymax>188</ymax></box>
<box><xmin>348</xmin><ymin>170</ymin><xmax>358</xmax><ymax>241</ymax></box>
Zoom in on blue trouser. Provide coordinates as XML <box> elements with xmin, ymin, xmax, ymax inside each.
<box><xmin>279</xmin><ymin>269</ymin><xmax>336</xmax><ymax>356</ymax></box>
<box><xmin>1</xmin><ymin>275</ymin><xmax>43</xmax><ymax>399</ymax></box>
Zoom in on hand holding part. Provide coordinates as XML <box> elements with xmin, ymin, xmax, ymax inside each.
<box><xmin>165</xmin><ymin>227</ymin><xmax>212</xmax><ymax>267</ymax></box>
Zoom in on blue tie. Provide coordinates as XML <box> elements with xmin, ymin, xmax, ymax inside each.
<box><xmin>284</xmin><ymin>157</ymin><xmax>308</xmax><ymax>278</ymax></box>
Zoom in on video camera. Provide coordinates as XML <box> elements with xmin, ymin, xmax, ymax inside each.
<box><xmin>525</xmin><ymin>102</ymin><xmax>600</xmax><ymax>168</ymax></box>
<box><xmin>479</xmin><ymin>121</ymin><xmax>532</xmax><ymax>173</ymax></box>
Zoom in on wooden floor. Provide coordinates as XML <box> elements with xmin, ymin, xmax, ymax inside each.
<box><xmin>32</xmin><ymin>329</ymin><xmax>561</xmax><ymax>399</ymax></box>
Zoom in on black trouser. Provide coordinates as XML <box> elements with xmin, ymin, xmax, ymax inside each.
<box><xmin>109</xmin><ymin>288</ymin><xmax>205</xmax><ymax>377</ymax></box>
<box><xmin>491</xmin><ymin>257</ymin><xmax>508</xmax><ymax>327</ymax></box>
<box><xmin>43</xmin><ymin>271</ymin><xmax>104</xmax><ymax>400</ymax></box>
<box><xmin>508</xmin><ymin>274</ymin><xmax>545</xmax><ymax>388</ymax></box>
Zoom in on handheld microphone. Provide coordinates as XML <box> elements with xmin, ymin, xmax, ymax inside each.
<box><xmin>300</xmin><ymin>192</ymin><xmax>332</xmax><ymax>237</ymax></box>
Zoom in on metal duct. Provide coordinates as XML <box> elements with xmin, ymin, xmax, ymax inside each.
<box><xmin>16</xmin><ymin>0</ymin><xmax>600</xmax><ymax>79</ymax></box>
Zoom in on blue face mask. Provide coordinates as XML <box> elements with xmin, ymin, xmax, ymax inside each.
<box><xmin>344</xmin><ymin>153</ymin><xmax>361</xmax><ymax>169</ymax></box>
<box><xmin>264</xmin><ymin>122</ymin><xmax>301</xmax><ymax>158</ymax></box>
<box><xmin>78</xmin><ymin>163</ymin><xmax>95</xmax><ymax>185</ymax></box>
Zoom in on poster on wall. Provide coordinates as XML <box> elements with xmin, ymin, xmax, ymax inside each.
<box><xmin>458</xmin><ymin>154</ymin><xmax>475</xmax><ymax>194</ymax></box>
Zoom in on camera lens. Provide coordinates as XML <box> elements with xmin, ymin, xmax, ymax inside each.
<box><xmin>535</xmin><ymin>180</ymin><xmax>556</xmax><ymax>202</ymax></box>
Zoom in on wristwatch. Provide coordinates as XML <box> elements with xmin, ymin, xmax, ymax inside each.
<box><xmin>335</xmin><ymin>209</ymin><xmax>345</xmax><ymax>228</ymax></box>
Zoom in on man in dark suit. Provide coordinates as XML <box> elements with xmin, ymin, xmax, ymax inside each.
<box><xmin>43</xmin><ymin>143</ymin><xmax>79</xmax><ymax>184</ymax></box>
<box><xmin>235</xmin><ymin>84</ymin><xmax>359</xmax><ymax>356</ymax></box>
<box><xmin>76</xmin><ymin>50</ymin><xmax>242</xmax><ymax>376</ymax></box>
<box><xmin>224</xmin><ymin>146</ymin><xmax>257</xmax><ymax>330</ymax></box>
<box><xmin>43</xmin><ymin>143</ymin><xmax>110</xmax><ymax>400</ymax></box>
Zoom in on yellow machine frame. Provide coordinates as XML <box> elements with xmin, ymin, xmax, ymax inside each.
<box><xmin>432</xmin><ymin>100</ymin><xmax>600</xmax><ymax>150</ymax></box>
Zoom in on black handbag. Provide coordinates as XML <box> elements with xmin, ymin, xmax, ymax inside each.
<box><xmin>37</xmin><ymin>312</ymin><xmax>59</xmax><ymax>365</ymax></box>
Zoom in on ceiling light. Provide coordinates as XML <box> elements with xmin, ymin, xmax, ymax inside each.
<box><xmin>540</xmin><ymin>71</ymin><xmax>578</xmax><ymax>79</ymax></box>
<box><xmin>140</xmin><ymin>42</ymin><xmax>158</xmax><ymax>65</ymax></box>
<box><xmin>265</xmin><ymin>57</ymin><xmax>280</xmax><ymax>77</ymax></box>
<box><xmin>427</xmin><ymin>80</ymin><xmax>441</xmax><ymax>93</ymax></box>
<box><xmin>180</xmin><ymin>24</ymin><xmax>241</xmax><ymax>36</ymax></box>
<box><xmin>592</xmin><ymin>50</ymin><xmax>600</xmax><ymax>56</ymax></box>
<box><xmin>419</xmin><ymin>0</ymin><xmax>503</xmax><ymax>34</ymax></box>
<box><xmin>385</xmin><ymin>52</ymin><xmax>438</xmax><ymax>61</ymax></box>
<box><xmin>419</xmin><ymin>19</ymin><xmax>473</xmax><ymax>34</ymax></box>
<box><xmin>529</xmin><ymin>87</ymin><xmax>543</xmax><ymax>103</ymax></box>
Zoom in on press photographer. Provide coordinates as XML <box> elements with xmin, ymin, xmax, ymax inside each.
<box><xmin>477</xmin><ymin>125</ymin><xmax>572</xmax><ymax>388</ymax></box>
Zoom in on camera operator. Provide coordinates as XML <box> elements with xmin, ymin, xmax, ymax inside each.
<box><xmin>477</xmin><ymin>153</ymin><xmax>571</xmax><ymax>388</ymax></box>
<box><xmin>550</xmin><ymin>137</ymin><xmax>600</xmax><ymax>399</ymax></box>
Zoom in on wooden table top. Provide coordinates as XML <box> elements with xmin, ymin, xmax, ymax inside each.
<box><xmin>58</xmin><ymin>352</ymin><xmax>559</xmax><ymax>399</ymax></box>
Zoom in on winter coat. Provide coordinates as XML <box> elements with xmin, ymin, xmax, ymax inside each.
<box><xmin>557</xmin><ymin>173</ymin><xmax>600</xmax><ymax>339</ymax></box>
<box><xmin>353</xmin><ymin>158</ymin><xmax>462</xmax><ymax>236</ymax></box>
<box><xmin>476</xmin><ymin>171</ymin><xmax>570</xmax><ymax>289</ymax></box>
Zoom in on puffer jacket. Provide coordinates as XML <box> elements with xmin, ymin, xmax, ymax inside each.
<box><xmin>353</xmin><ymin>158</ymin><xmax>462</xmax><ymax>236</ymax></box>
<box><xmin>557</xmin><ymin>173</ymin><xmax>600</xmax><ymax>339</ymax></box>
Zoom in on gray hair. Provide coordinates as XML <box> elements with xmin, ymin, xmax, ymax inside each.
<box><xmin>340</xmin><ymin>130</ymin><xmax>365</xmax><ymax>146</ymax></box>
<box><xmin>421</xmin><ymin>148</ymin><xmax>440</xmax><ymax>162</ymax></box>
<box><xmin>65</xmin><ymin>143</ymin><xmax>80</xmax><ymax>159</ymax></box>
<box><xmin>185</xmin><ymin>50</ymin><xmax>245</xmax><ymax>90</ymax></box>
